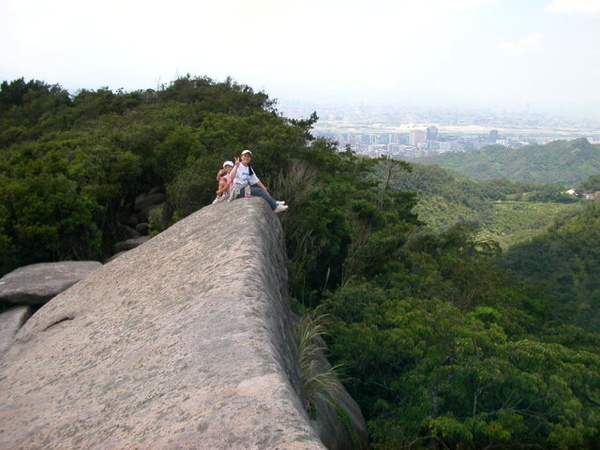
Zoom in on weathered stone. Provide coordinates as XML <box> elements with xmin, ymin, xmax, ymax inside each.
<box><xmin>134</xmin><ymin>192</ymin><xmax>166</xmax><ymax>212</ymax></box>
<box><xmin>112</xmin><ymin>236</ymin><xmax>151</xmax><ymax>253</ymax></box>
<box><xmin>118</xmin><ymin>223</ymin><xmax>142</xmax><ymax>240</ymax></box>
<box><xmin>136</xmin><ymin>222</ymin><xmax>150</xmax><ymax>235</ymax></box>
<box><xmin>0</xmin><ymin>199</ymin><xmax>364</xmax><ymax>449</ymax></box>
<box><xmin>0</xmin><ymin>306</ymin><xmax>34</xmax><ymax>357</ymax></box>
<box><xmin>0</xmin><ymin>261</ymin><xmax>102</xmax><ymax>305</ymax></box>
<box><xmin>117</xmin><ymin>210</ymin><xmax>140</xmax><ymax>227</ymax></box>
<box><xmin>103</xmin><ymin>251</ymin><xmax>127</xmax><ymax>263</ymax></box>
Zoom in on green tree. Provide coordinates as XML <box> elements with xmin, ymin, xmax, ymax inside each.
<box><xmin>500</xmin><ymin>201</ymin><xmax>600</xmax><ymax>332</ymax></box>
<box><xmin>324</xmin><ymin>293</ymin><xmax>600</xmax><ymax>449</ymax></box>
<box><xmin>576</xmin><ymin>174</ymin><xmax>600</xmax><ymax>193</ymax></box>
<box><xmin>1</xmin><ymin>173</ymin><xmax>101</xmax><ymax>265</ymax></box>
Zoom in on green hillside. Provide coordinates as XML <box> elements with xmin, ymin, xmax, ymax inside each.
<box><xmin>405</xmin><ymin>138</ymin><xmax>600</xmax><ymax>185</ymax></box>
<box><xmin>382</xmin><ymin>160</ymin><xmax>584</xmax><ymax>248</ymax></box>
<box><xmin>478</xmin><ymin>200</ymin><xmax>583</xmax><ymax>249</ymax></box>
<box><xmin>499</xmin><ymin>201</ymin><xmax>600</xmax><ymax>331</ymax></box>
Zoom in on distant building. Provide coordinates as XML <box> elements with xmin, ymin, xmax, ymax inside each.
<box><xmin>585</xmin><ymin>191</ymin><xmax>600</xmax><ymax>200</ymax></box>
<box><xmin>427</xmin><ymin>126</ymin><xmax>439</xmax><ymax>141</ymax></box>
<box><xmin>392</xmin><ymin>133</ymin><xmax>409</xmax><ymax>145</ymax></box>
<box><xmin>409</xmin><ymin>130</ymin><xmax>427</xmax><ymax>147</ymax></box>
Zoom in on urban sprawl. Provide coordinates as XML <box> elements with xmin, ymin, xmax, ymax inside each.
<box><xmin>280</xmin><ymin>101</ymin><xmax>600</xmax><ymax>159</ymax></box>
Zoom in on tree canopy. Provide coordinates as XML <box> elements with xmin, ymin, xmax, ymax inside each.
<box><xmin>407</xmin><ymin>138</ymin><xmax>600</xmax><ymax>186</ymax></box>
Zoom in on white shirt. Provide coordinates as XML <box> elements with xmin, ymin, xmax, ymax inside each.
<box><xmin>233</xmin><ymin>164</ymin><xmax>260</xmax><ymax>186</ymax></box>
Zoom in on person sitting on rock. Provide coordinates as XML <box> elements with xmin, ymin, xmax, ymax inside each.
<box><xmin>212</xmin><ymin>160</ymin><xmax>236</xmax><ymax>204</ymax></box>
<box><xmin>229</xmin><ymin>150</ymin><xmax>287</xmax><ymax>213</ymax></box>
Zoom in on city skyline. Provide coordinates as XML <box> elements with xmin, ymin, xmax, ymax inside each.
<box><xmin>281</xmin><ymin>99</ymin><xmax>600</xmax><ymax>159</ymax></box>
<box><xmin>1</xmin><ymin>0</ymin><xmax>600</xmax><ymax>117</ymax></box>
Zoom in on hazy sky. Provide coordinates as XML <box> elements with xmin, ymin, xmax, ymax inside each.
<box><xmin>1</xmin><ymin>0</ymin><xmax>599</xmax><ymax>114</ymax></box>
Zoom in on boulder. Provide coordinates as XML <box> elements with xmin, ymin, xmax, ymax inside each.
<box><xmin>0</xmin><ymin>261</ymin><xmax>102</xmax><ymax>305</ymax></box>
<box><xmin>134</xmin><ymin>192</ymin><xmax>166</xmax><ymax>212</ymax></box>
<box><xmin>112</xmin><ymin>236</ymin><xmax>151</xmax><ymax>253</ymax></box>
<box><xmin>118</xmin><ymin>223</ymin><xmax>142</xmax><ymax>240</ymax></box>
<box><xmin>120</xmin><ymin>210</ymin><xmax>142</xmax><ymax>226</ymax></box>
<box><xmin>0</xmin><ymin>306</ymin><xmax>34</xmax><ymax>357</ymax></box>
<box><xmin>0</xmin><ymin>199</ymin><xmax>365</xmax><ymax>449</ymax></box>
<box><xmin>103</xmin><ymin>251</ymin><xmax>127</xmax><ymax>263</ymax></box>
<box><xmin>136</xmin><ymin>223</ymin><xmax>150</xmax><ymax>236</ymax></box>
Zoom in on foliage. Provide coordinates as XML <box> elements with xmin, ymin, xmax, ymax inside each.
<box><xmin>576</xmin><ymin>174</ymin><xmax>600</xmax><ymax>193</ymax></box>
<box><xmin>324</xmin><ymin>291</ymin><xmax>600</xmax><ymax>449</ymax></box>
<box><xmin>386</xmin><ymin>160</ymin><xmax>587</xmax><ymax>248</ymax></box>
<box><xmin>478</xmin><ymin>200</ymin><xmax>583</xmax><ymax>249</ymax></box>
<box><xmin>500</xmin><ymin>201</ymin><xmax>600</xmax><ymax>332</ymax></box>
<box><xmin>296</xmin><ymin>308</ymin><xmax>345</xmax><ymax>418</ymax></box>
<box><xmin>0</xmin><ymin>132</ymin><xmax>103</xmax><ymax>270</ymax></box>
<box><xmin>281</xmin><ymin>150</ymin><xmax>419</xmax><ymax>306</ymax></box>
<box><xmin>408</xmin><ymin>138</ymin><xmax>600</xmax><ymax>185</ymax></box>
<box><xmin>387</xmin><ymin>223</ymin><xmax>502</xmax><ymax>309</ymax></box>
<box><xmin>0</xmin><ymin>78</ymin><xmax>72</xmax><ymax>143</ymax></box>
<box><xmin>319</xmin><ymin>203</ymin><xmax>600</xmax><ymax>448</ymax></box>
<box><xmin>0</xmin><ymin>75</ymin><xmax>314</xmax><ymax>274</ymax></box>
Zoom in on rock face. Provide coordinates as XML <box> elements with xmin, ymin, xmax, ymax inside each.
<box><xmin>0</xmin><ymin>198</ymin><xmax>366</xmax><ymax>449</ymax></box>
<box><xmin>0</xmin><ymin>306</ymin><xmax>34</xmax><ymax>357</ymax></box>
<box><xmin>0</xmin><ymin>261</ymin><xmax>102</xmax><ymax>305</ymax></box>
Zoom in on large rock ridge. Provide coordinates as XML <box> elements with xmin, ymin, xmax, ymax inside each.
<box><xmin>0</xmin><ymin>199</ymin><xmax>365</xmax><ymax>449</ymax></box>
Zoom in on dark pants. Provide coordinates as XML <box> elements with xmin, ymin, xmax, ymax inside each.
<box><xmin>236</xmin><ymin>185</ymin><xmax>278</xmax><ymax>210</ymax></box>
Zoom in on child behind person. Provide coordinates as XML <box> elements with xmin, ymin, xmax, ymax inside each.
<box><xmin>212</xmin><ymin>160</ymin><xmax>235</xmax><ymax>204</ymax></box>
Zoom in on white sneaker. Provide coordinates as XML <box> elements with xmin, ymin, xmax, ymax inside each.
<box><xmin>276</xmin><ymin>200</ymin><xmax>286</xmax><ymax>205</ymax></box>
<box><xmin>274</xmin><ymin>204</ymin><xmax>288</xmax><ymax>213</ymax></box>
<box><xmin>212</xmin><ymin>197</ymin><xmax>221</xmax><ymax>204</ymax></box>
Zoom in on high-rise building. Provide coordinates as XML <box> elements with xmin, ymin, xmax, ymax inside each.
<box><xmin>426</xmin><ymin>126</ymin><xmax>439</xmax><ymax>141</ymax></box>
<box><xmin>409</xmin><ymin>130</ymin><xmax>427</xmax><ymax>147</ymax></box>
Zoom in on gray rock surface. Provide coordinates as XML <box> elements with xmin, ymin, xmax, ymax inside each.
<box><xmin>112</xmin><ymin>236</ymin><xmax>152</xmax><ymax>253</ymax></box>
<box><xmin>0</xmin><ymin>261</ymin><xmax>102</xmax><ymax>305</ymax></box>
<box><xmin>134</xmin><ymin>192</ymin><xmax>166</xmax><ymax>212</ymax></box>
<box><xmin>0</xmin><ymin>199</ymin><xmax>360</xmax><ymax>449</ymax></box>
<box><xmin>0</xmin><ymin>306</ymin><xmax>34</xmax><ymax>357</ymax></box>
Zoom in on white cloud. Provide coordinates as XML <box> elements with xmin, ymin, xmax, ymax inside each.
<box><xmin>498</xmin><ymin>33</ymin><xmax>543</xmax><ymax>55</ymax></box>
<box><xmin>545</xmin><ymin>0</ymin><xmax>600</xmax><ymax>14</ymax></box>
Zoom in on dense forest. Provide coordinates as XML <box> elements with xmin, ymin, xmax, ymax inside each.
<box><xmin>405</xmin><ymin>138</ymin><xmax>600</xmax><ymax>185</ymax></box>
<box><xmin>383</xmin><ymin>161</ymin><xmax>585</xmax><ymax>248</ymax></box>
<box><xmin>1</xmin><ymin>76</ymin><xmax>599</xmax><ymax>449</ymax></box>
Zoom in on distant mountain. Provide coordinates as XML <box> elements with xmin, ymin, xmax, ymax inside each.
<box><xmin>403</xmin><ymin>138</ymin><xmax>600</xmax><ymax>186</ymax></box>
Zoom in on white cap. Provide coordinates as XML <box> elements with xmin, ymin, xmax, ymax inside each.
<box><xmin>241</xmin><ymin>149</ymin><xmax>253</xmax><ymax>156</ymax></box>
<box><xmin>223</xmin><ymin>160</ymin><xmax>234</xmax><ymax>167</ymax></box>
